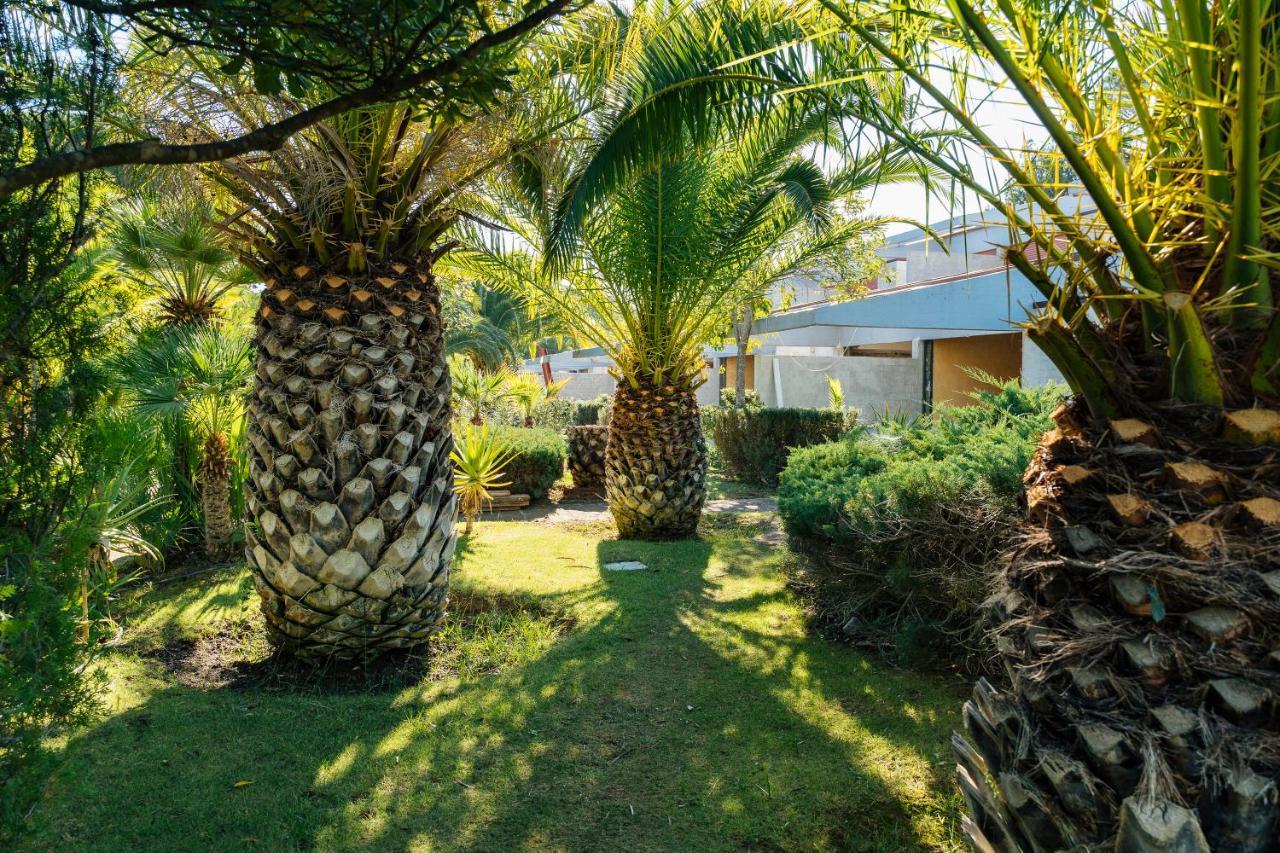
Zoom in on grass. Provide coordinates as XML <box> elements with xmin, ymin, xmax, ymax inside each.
<box><xmin>24</xmin><ymin>514</ymin><xmax>965</xmax><ymax>852</ymax></box>
<box><xmin>704</xmin><ymin>468</ymin><xmax>775</xmax><ymax>501</ymax></box>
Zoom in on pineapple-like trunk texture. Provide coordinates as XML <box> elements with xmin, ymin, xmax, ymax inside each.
<box><xmin>605</xmin><ymin>377</ymin><xmax>706</xmax><ymax>539</ymax></box>
<box><xmin>955</xmin><ymin>400</ymin><xmax>1280</xmax><ymax>852</ymax></box>
<box><xmin>244</xmin><ymin>262</ymin><xmax>456</xmax><ymax>662</ymax></box>
<box><xmin>566</xmin><ymin>424</ymin><xmax>608</xmax><ymax>489</ymax></box>
<box><xmin>200</xmin><ymin>432</ymin><xmax>234</xmax><ymax>560</ymax></box>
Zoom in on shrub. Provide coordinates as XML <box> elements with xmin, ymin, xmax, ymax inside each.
<box><xmin>778</xmin><ymin>380</ymin><xmax>1065</xmax><ymax>672</ymax></box>
<box><xmin>707</xmin><ymin>407</ymin><xmax>854</xmax><ymax>486</ymax></box>
<box><xmin>532</xmin><ymin>397</ymin><xmax>575</xmax><ymax>430</ymax></box>
<box><xmin>489</xmin><ymin>427</ymin><xmax>566</xmax><ymax>498</ymax></box>
<box><xmin>570</xmin><ymin>395</ymin><xmax>611</xmax><ymax>426</ymax></box>
<box><xmin>719</xmin><ymin>386</ymin><xmax>761</xmax><ymax>408</ymax></box>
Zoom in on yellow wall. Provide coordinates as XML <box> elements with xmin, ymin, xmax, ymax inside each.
<box><xmin>933</xmin><ymin>333</ymin><xmax>1022</xmax><ymax>407</ymax></box>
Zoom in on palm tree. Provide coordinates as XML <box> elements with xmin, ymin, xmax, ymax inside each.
<box><xmin>455</xmin><ymin>95</ymin><xmax>915</xmax><ymax>538</ymax></box>
<box><xmin>114</xmin><ymin>324</ymin><xmax>253</xmax><ymax>559</ymax></box>
<box><xmin>107</xmin><ymin>195</ymin><xmax>255</xmax><ymax>535</ymax></box>
<box><xmin>798</xmin><ymin>1</ymin><xmax>1280</xmax><ymax>848</ymax></box>
<box><xmin>505</xmin><ymin>372</ymin><xmax>567</xmax><ymax>427</ymax></box>
<box><xmin>106</xmin><ymin>196</ymin><xmax>253</xmax><ymax>327</ymax></box>
<box><xmin>198</xmin><ymin>94</ymin><xmax>558</xmax><ymax>660</ymax></box>
<box><xmin>448</xmin><ymin>354</ymin><xmax>513</xmax><ymax>426</ymax></box>
<box><xmin>445</xmin><ymin>283</ymin><xmax>566</xmax><ymax>370</ymax></box>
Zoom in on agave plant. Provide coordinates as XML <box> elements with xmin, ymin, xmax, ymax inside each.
<box><xmin>114</xmin><ymin>323</ymin><xmax>253</xmax><ymax>559</ymax></box>
<box><xmin>106</xmin><ymin>196</ymin><xmax>253</xmax><ymax>327</ymax></box>
<box><xmin>793</xmin><ymin>0</ymin><xmax>1280</xmax><ymax>848</ymax></box>
<box><xmin>450</xmin><ymin>424</ymin><xmax>517</xmax><ymax>535</ymax></box>
<box><xmin>825</xmin><ymin>376</ymin><xmax>844</xmax><ymax>411</ymax></box>
<box><xmin>453</xmin><ymin>5</ymin><xmax>924</xmax><ymax>539</ymax></box>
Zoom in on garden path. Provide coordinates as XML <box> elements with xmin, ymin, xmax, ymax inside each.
<box><xmin>490</xmin><ymin>495</ymin><xmax>778</xmax><ymax>523</ymax></box>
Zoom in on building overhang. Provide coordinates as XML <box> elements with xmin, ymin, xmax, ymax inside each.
<box><xmin>755</xmin><ymin>268</ymin><xmax>1043</xmax><ymax>338</ymax></box>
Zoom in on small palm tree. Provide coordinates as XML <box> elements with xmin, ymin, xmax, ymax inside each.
<box><xmin>114</xmin><ymin>324</ymin><xmax>253</xmax><ymax>559</ymax></box>
<box><xmin>454</xmin><ymin>33</ymin><xmax>923</xmax><ymax>538</ymax></box>
<box><xmin>76</xmin><ymin>464</ymin><xmax>165</xmax><ymax>642</ymax></box>
<box><xmin>449</xmin><ymin>354</ymin><xmax>513</xmax><ymax>425</ymax></box>
<box><xmin>106</xmin><ymin>196</ymin><xmax>253</xmax><ymax>327</ymax></box>
<box><xmin>505</xmin><ymin>372</ymin><xmax>568</xmax><ymax>427</ymax></box>
<box><xmin>450</xmin><ymin>425</ymin><xmax>517</xmax><ymax>535</ymax></box>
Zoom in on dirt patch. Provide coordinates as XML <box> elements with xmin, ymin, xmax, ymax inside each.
<box><xmin>142</xmin><ymin>590</ymin><xmax>571</xmax><ymax>694</ymax></box>
<box><xmin>553</xmin><ymin>484</ymin><xmax>606</xmax><ymax>502</ymax></box>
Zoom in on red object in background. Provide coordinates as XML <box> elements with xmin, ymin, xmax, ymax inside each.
<box><xmin>539</xmin><ymin>346</ymin><xmax>552</xmax><ymax>387</ymax></box>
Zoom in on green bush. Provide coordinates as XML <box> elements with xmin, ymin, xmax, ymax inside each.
<box><xmin>570</xmin><ymin>395</ymin><xmax>611</xmax><ymax>426</ymax></box>
<box><xmin>489</xmin><ymin>427</ymin><xmax>566</xmax><ymax>498</ymax></box>
<box><xmin>531</xmin><ymin>397</ymin><xmax>575</xmax><ymax>431</ymax></box>
<box><xmin>778</xmin><ymin>380</ymin><xmax>1065</xmax><ymax>672</ymax></box>
<box><xmin>707</xmin><ymin>407</ymin><xmax>854</xmax><ymax>486</ymax></box>
<box><xmin>719</xmin><ymin>386</ymin><xmax>761</xmax><ymax>408</ymax></box>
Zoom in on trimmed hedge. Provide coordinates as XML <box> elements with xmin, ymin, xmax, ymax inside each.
<box><xmin>570</xmin><ymin>395</ymin><xmax>611</xmax><ymax>426</ymax></box>
<box><xmin>490</xmin><ymin>427</ymin><xmax>566</xmax><ymax>498</ymax></box>
<box><xmin>706</xmin><ymin>407</ymin><xmax>854</xmax><ymax>486</ymax></box>
<box><xmin>778</xmin><ymin>380</ymin><xmax>1065</xmax><ymax>672</ymax></box>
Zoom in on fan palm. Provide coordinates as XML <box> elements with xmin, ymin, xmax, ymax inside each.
<box><xmin>791</xmin><ymin>1</ymin><xmax>1280</xmax><ymax>848</ymax></box>
<box><xmin>455</xmin><ymin>94</ymin><xmax>917</xmax><ymax>538</ymax></box>
<box><xmin>448</xmin><ymin>353</ymin><xmax>514</xmax><ymax>426</ymax></box>
<box><xmin>114</xmin><ymin>324</ymin><xmax>253</xmax><ymax>559</ymax></box>
<box><xmin>106</xmin><ymin>196</ymin><xmax>254</xmax><ymax>327</ymax></box>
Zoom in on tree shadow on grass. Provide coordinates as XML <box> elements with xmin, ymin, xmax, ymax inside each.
<box><xmin>27</xmin><ymin>522</ymin><xmax>962</xmax><ymax>852</ymax></box>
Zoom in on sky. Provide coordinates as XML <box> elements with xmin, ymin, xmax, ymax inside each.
<box><xmin>859</xmin><ymin>90</ymin><xmax>1047</xmax><ymax>234</ymax></box>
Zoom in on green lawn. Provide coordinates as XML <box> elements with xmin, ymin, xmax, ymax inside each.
<box><xmin>25</xmin><ymin>515</ymin><xmax>965</xmax><ymax>852</ymax></box>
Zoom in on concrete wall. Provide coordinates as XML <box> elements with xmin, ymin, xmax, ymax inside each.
<box><xmin>1020</xmin><ymin>334</ymin><xmax>1068</xmax><ymax>388</ymax></box>
<box><xmin>756</xmin><ymin>354</ymin><xmax>923</xmax><ymax>420</ymax></box>
<box><xmin>549</xmin><ymin>372</ymin><xmax>615</xmax><ymax>401</ymax></box>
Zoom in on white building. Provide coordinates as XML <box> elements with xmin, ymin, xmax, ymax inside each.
<box><xmin>522</xmin><ymin>207</ymin><xmax>1066</xmax><ymax>419</ymax></box>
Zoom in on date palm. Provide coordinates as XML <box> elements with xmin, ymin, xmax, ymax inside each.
<box><xmin>203</xmin><ymin>94</ymin><xmax>554</xmax><ymax>660</ymax></box>
<box><xmin>801</xmin><ymin>0</ymin><xmax>1280</xmax><ymax>847</ymax></box>
<box><xmin>455</xmin><ymin>97</ymin><xmax>914</xmax><ymax>538</ymax></box>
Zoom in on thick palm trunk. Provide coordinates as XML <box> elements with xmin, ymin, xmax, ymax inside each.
<box><xmin>244</xmin><ymin>262</ymin><xmax>456</xmax><ymax>662</ymax></box>
<box><xmin>199</xmin><ymin>432</ymin><xmax>234</xmax><ymax>560</ymax></box>
<box><xmin>956</xmin><ymin>400</ymin><xmax>1280</xmax><ymax>851</ymax></box>
<box><xmin>566</xmin><ymin>424</ymin><xmax>608</xmax><ymax>489</ymax></box>
<box><xmin>605</xmin><ymin>376</ymin><xmax>706</xmax><ymax>539</ymax></box>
